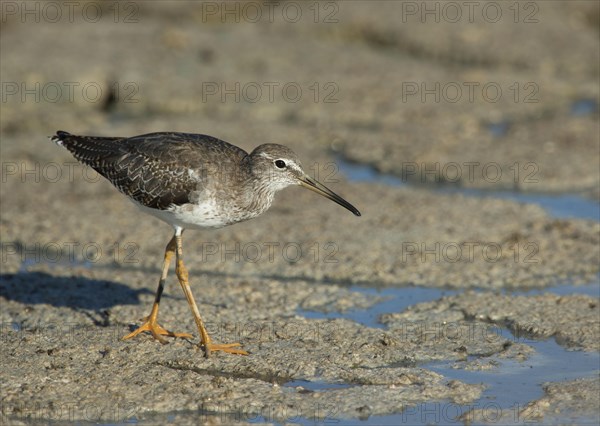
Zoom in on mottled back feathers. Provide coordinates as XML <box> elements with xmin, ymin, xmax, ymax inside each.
<box><xmin>52</xmin><ymin>131</ymin><xmax>248</xmax><ymax>210</ymax></box>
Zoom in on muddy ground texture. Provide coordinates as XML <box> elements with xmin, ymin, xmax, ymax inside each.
<box><xmin>1</xmin><ymin>1</ymin><xmax>599</xmax><ymax>424</ymax></box>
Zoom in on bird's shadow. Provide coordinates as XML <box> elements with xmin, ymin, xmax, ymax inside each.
<box><xmin>0</xmin><ymin>272</ymin><xmax>150</xmax><ymax>311</ymax></box>
<box><xmin>0</xmin><ymin>265</ymin><xmax>361</xmax><ymax>323</ymax></box>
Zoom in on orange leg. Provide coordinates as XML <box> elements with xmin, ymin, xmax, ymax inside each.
<box><xmin>174</xmin><ymin>232</ymin><xmax>247</xmax><ymax>357</ymax></box>
<box><xmin>122</xmin><ymin>235</ymin><xmax>192</xmax><ymax>343</ymax></box>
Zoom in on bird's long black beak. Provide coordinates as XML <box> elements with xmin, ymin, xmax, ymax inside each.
<box><xmin>299</xmin><ymin>175</ymin><xmax>361</xmax><ymax>216</ymax></box>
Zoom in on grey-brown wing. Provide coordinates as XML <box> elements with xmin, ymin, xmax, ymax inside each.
<box><xmin>52</xmin><ymin>131</ymin><xmax>248</xmax><ymax>210</ymax></box>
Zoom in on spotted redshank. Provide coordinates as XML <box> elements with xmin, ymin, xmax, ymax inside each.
<box><xmin>51</xmin><ymin>131</ymin><xmax>360</xmax><ymax>356</ymax></box>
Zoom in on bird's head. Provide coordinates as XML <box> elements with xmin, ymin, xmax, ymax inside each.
<box><xmin>247</xmin><ymin>144</ymin><xmax>361</xmax><ymax>216</ymax></box>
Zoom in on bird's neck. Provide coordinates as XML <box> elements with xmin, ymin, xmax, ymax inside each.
<box><xmin>235</xmin><ymin>161</ymin><xmax>276</xmax><ymax>218</ymax></box>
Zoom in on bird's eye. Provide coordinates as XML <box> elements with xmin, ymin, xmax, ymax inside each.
<box><xmin>275</xmin><ymin>160</ymin><xmax>286</xmax><ymax>169</ymax></box>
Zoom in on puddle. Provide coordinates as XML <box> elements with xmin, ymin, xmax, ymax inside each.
<box><xmin>293</xmin><ymin>280</ymin><xmax>600</xmax><ymax>425</ymax></box>
<box><xmin>437</xmin><ymin>188</ymin><xmax>600</xmax><ymax>222</ymax></box>
<box><xmin>300</xmin><ymin>286</ymin><xmax>457</xmax><ymax>329</ymax></box>
<box><xmin>428</xmin><ymin>339</ymin><xmax>600</xmax><ymax>405</ymax></box>
<box><xmin>570</xmin><ymin>99</ymin><xmax>598</xmax><ymax>116</ymax></box>
<box><xmin>337</xmin><ymin>158</ymin><xmax>600</xmax><ymax>221</ymax></box>
<box><xmin>300</xmin><ymin>279</ymin><xmax>600</xmax><ymax>331</ymax></box>
<box><xmin>486</xmin><ymin>120</ymin><xmax>511</xmax><ymax>138</ymax></box>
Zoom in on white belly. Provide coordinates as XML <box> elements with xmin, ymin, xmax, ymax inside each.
<box><xmin>135</xmin><ymin>199</ymin><xmax>231</xmax><ymax>230</ymax></box>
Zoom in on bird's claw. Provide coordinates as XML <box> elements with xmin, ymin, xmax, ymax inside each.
<box><xmin>203</xmin><ymin>342</ymin><xmax>248</xmax><ymax>356</ymax></box>
<box><xmin>122</xmin><ymin>319</ymin><xmax>192</xmax><ymax>344</ymax></box>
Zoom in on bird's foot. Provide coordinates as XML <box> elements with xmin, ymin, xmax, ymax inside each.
<box><xmin>122</xmin><ymin>318</ymin><xmax>192</xmax><ymax>344</ymax></box>
<box><xmin>203</xmin><ymin>342</ymin><xmax>248</xmax><ymax>356</ymax></box>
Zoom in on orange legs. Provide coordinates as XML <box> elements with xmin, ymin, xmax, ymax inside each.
<box><xmin>173</xmin><ymin>232</ymin><xmax>247</xmax><ymax>356</ymax></box>
<box><xmin>123</xmin><ymin>231</ymin><xmax>247</xmax><ymax>357</ymax></box>
<box><xmin>122</xmin><ymin>236</ymin><xmax>192</xmax><ymax>344</ymax></box>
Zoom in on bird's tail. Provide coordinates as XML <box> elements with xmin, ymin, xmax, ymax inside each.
<box><xmin>50</xmin><ymin>130</ymin><xmax>127</xmax><ymax>168</ymax></box>
<box><xmin>50</xmin><ymin>130</ymin><xmax>72</xmax><ymax>146</ymax></box>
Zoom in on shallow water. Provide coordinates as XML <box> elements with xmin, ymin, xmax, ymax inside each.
<box><xmin>293</xmin><ymin>280</ymin><xmax>600</xmax><ymax>425</ymax></box>
<box><xmin>337</xmin><ymin>158</ymin><xmax>600</xmax><ymax>221</ymax></box>
<box><xmin>267</xmin><ymin>339</ymin><xmax>600</xmax><ymax>426</ymax></box>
